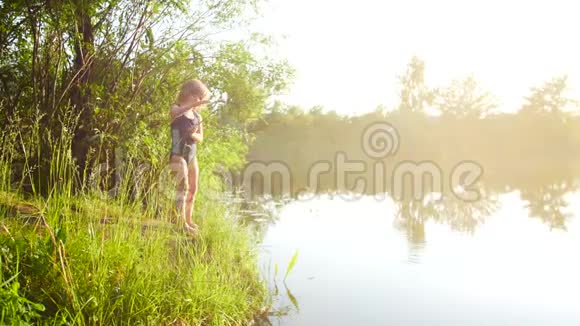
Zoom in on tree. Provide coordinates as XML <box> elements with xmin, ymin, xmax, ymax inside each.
<box><xmin>397</xmin><ymin>56</ymin><xmax>432</xmax><ymax>113</ymax></box>
<box><xmin>0</xmin><ymin>0</ymin><xmax>293</xmax><ymax>191</ymax></box>
<box><xmin>433</xmin><ymin>76</ymin><xmax>497</xmax><ymax>118</ymax></box>
<box><xmin>520</xmin><ymin>76</ymin><xmax>573</xmax><ymax>120</ymax></box>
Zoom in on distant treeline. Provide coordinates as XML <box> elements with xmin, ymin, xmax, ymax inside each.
<box><xmin>244</xmin><ymin>71</ymin><xmax>579</xmax><ymax>230</ymax></box>
<box><xmin>244</xmin><ymin>59</ymin><xmax>580</xmax><ymax>227</ymax></box>
<box><xmin>248</xmin><ymin>106</ymin><xmax>580</xmax><ymax>192</ymax></box>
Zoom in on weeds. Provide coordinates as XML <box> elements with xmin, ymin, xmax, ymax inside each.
<box><xmin>0</xmin><ymin>111</ymin><xmax>268</xmax><ymax>325</ymax></box>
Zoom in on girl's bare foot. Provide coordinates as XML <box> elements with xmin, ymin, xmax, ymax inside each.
<box><xmin>184</xmin><ymin>222</ymin><xmax>199</xmax><ymax>237</ymax></box>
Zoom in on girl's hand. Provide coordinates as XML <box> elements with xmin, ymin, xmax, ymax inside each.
<box><xmin>190</xmin><ymin>131</ymin><xmax>203</xmax><ymax>143</ymax></box>
<box><xmin>190</xmin><ymin>123</ymin><xmax>203</xmax><ymax>143</ymax></box>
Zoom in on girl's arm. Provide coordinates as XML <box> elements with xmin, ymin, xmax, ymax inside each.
<box><xmin>170</xmin><ymin>99</ymin><xmax>208</xmax><ymax>120</ymax></box>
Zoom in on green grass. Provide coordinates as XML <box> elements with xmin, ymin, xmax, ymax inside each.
<box><xmin>0</xmin><ymin>190</ymin><xmax>268</xmax><ymax>325</ymax></box>
<box><xmin>0</xmin><ymin>117</ymin><xmax>269</xmax><ymax>325</ymax></box>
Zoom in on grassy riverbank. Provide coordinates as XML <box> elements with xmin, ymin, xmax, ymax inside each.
<box><xmin>0</xmin><ymin>0</ymin><xmax>294</xmax><ymax>323</ymax></box>
<box><xmin>0</xmin><ymin>135</ymin><xmax>268</xmax><ymax>325</ymax></box>
<box><xmin>1</xmin><ymin>190</ymin><xmax>267</xmax><ymax>325</ymax></box>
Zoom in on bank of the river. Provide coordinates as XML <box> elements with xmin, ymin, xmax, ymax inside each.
<box><xmin>0</xmin><ymin>188</ymin><xmax>269</xmax><ymax>325</ymax></box>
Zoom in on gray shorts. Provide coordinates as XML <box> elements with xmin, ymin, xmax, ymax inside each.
<box><xmin>170</xmin><ymin>128</ymin><xmax>196</xmax><ymax>165</ymax></box>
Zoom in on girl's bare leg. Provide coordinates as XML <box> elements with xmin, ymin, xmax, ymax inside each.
<box><xmin>184</xmin><ymin>157</ymin><xmax>199</xmax><ymax>227</ymax></box>
<box><xmin>170</xmin><ymin>155</ymin><xmax>189</xmax><ymax>223</ymax></box>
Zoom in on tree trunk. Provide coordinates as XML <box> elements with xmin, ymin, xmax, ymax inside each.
<box><xmin>70</xmin><ymin>8</ymin><xmax>94</xmax><ymax>180</ymax></box>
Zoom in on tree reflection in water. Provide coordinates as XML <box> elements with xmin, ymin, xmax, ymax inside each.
<box><xmin>393</xmin><ymin>189</ymin><xmax>500</xmax><ymax>262</ymax></box>
<box><xmin>520</xmin><ymin>178</ymin><xmax>578</xmax><ymax>231</ymax></box>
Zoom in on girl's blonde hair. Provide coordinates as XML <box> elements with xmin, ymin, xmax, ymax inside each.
<box><xmin>177</xmin><ymin>79</ymin><xmax>209</xmax><ymax>104</ymax></box>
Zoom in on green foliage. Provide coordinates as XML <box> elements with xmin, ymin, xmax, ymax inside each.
<box><xmin>0</xmin><ymin>1</ymin><xmax>293</xmax><ymax>322</ymax></box>
<box><xmin>0</xmin><ymin>125</ymin><xmax>268</xmax><ymax>324</ymax></box>
<box><xmin>204</xmin><ymin>41</ymin><xmax>294</xmax><ymax>128</ymax></box>
<box><xmin>0</xmin><ymin>236</ymin><xmax>50</xmax><ymax>325</ymax></box>
<box><xmin>283</xmin><ymin>249</ymin><xmax>298</xmax><ymax>282</ymax></box>
<box><xmin>0</xmin><ymin>274</ymin><xmax>46</xmax><ymax>325</ymax></box>
<box><xmin>0</xmin><ymin>0</ymin><xmax>293</xmax><ymax>192</ymax></box>
<box><xmin>0</xmin><ymin>195</ymin><xmax>267</xmax><ymax>324</ymax></box>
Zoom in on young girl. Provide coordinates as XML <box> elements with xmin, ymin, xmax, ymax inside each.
<box><xmin>170</xmin><ymin>80</ymin><xmax>209</xmax><ymax>234</ymax></box>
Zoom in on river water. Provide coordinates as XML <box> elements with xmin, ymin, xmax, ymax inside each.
<box><xmin>257</xmin><ymin>190</ymin><xmax>580</xmax><ymax>325</ymax></box>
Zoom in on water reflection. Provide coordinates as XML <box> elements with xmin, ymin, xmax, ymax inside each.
<box><xmin>237</xmin><ymin>171</ymin><xmax>580</xmax><ymax>234</ymax></box>
<box><xmin>257</xmin><ymin>188</ymin><xmax>580</xmax><ymax>325</ymax></box>
<box><xmin>394</xmin><ymin>191</ymin><xmax>499</xmax><ymax>232</ymax></box>
<box><xmin>519</xmin><ymin>178</ymin><xmax>578</xmax><ymax>230</ymax></box>
<box><xmin>391</xmin><ymin>190</ymin><xmax>499</xmax><ymax>263</ymax></box>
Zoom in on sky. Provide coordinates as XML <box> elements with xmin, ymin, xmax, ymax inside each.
<box><xmin>250</xmin><ymin>0</ymin><xmax>580</xmax><ymax>116</ymax></box>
